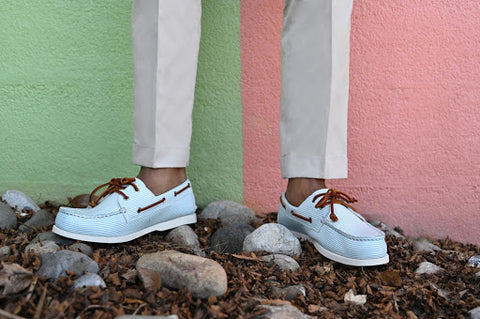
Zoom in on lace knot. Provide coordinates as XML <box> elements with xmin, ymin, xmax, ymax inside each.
<box><xmin>313</xmin><ymin>189</ymin><xmax>358</xmax><ymax>222</ymax></box>
<box><xmin>88</xmin><ymin>177</ymin><xmax>138</xmax><ymax>207</ymax></box>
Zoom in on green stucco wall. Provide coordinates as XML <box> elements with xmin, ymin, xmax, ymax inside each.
<box><xmin>0</xmin><ymin>1</ymin><xmax>242</xmax><ymax>207</ymax></box>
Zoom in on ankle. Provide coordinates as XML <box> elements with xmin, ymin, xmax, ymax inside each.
<box><xmin>137</xmin><ymin>167</ymin><xmax>187</xmax><ymax>196</ymax></box>
<box><xmin>285</xmin><ymin>178</ymin><xmax>326</xmax><ymax>207</ymax></box>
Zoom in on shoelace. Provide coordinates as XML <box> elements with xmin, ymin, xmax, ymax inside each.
<box><xmin>88</xmin><ymin>177</ymin><xmax>139</xmax><ymax>207</ymax></box>
<box><xmin>313</xmin><ymin>189</ymin><xmax>358</xmax><ymax>222</ymax></box>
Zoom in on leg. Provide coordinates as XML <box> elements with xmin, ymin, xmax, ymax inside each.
<box><xmin>132</xmin><ymin>0</ymin><xmax>201</xmax><ymax>195</ymax></box>
<box><xmin>278</xmin><ymin>0</ymin><xmax>388</xmax><ymax>266</ymax></box>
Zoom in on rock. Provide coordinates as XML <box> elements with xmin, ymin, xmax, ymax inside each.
<box><xmin>165</xmin><ymin>225</ymin><xmax>200</xmax><ymax>250</ymax></box>
<box><xmin>344</xmin><ymin>289</ymin><xmax>367</xmax><ymax>305</ymax></box>
<box><xmin>257</xmin><ymin>304</ymin><xmax>312</xmax><ymax>319</ymax></box>
<box><xmin>18</xmin><ymin>209</ymin><xmax>55</xmax><ymax>232</ymax></box>
<box><xmin>377</xmin><ymin>222</ymin><xmax>405</xmax><ymax>239</ymax></box>
<box><xmin>468</xmin><ymin>255</ymin><xmax>480</xmax><ymax>268</ymax></box>
<box><xmin>73</xmin><ymin>273</ymin><xmax>106</xmax><ymax>289</ymax></box>
<box><xmin>412</xmin><ymin>238</ymin><xmax>442</xmax><ymax>254</ymax></box>
<box><xmin>25</xmin><ymin>240</ymin><xmax>59</xmax><ymax>255</ymax></box>
<box><xmin>0</xmin><ymin>246</ymin><xmax>12</xmax><ymax>259</ymax></box>
<box><xmin>2</xmin><ymin>190</ymin><xmax>40</xmax><ymax>212</ymax></box>
<box><xmin>261</xmin><ymin>254</ymin><xmax>300</xmax><ymax>272</ymax></box>
<box><xmin>69</xmin><ymin>243</ymin><xmax>93</xmax><ymax>257</ymax></box>
<box><xmin>31</xmin><ymin>231</ymin><xmax>75</xmax><ymax>246</ymax></box>
<box><xmin>271</xmin><ymin>284</ymin><xmax>305</xmax><ymax>301</ymax></box>
<box><xmin>38</xmin><ymin>250</ymin><xmax>99</xmax><ymax>279</ymax></box>
<box><xmin>0</xmin><ymin>202</ymin><xmax>17</xmax><ymax>230</ymax></box>
<box><xmin>210</xmin><ymin>223</ymin><xmax>255</xmax><ymax>254</ymax></box>
<box><xmin>415</xmin><ymin>261</ymin><xmax>443</xmax><ymax>275</ymax></box>
<box><xmin>199</xmin><ymin>200</ymin><xmax>257</xmax><ymax>225</ymax></box>
<box><xmin>68</xmin><ymin>194</ymin><xmax>93</xmax><ymax>208</ymax></box>
<box><xmin>137</xmin><ymin>267</ymin><xmax>162</xmax><ymax>292</ymax></box>
<box><xmin>243</xmin><ymin>223</ymin><xmax>302</xmax><ymax>257</ymax></box>
<box><xmin>137</xmin><ymin>250</ymin><xmax>227</xmax><ymax>299</ymax></box>
<box><xmin>116</xmin><ymin>316</ymin><xmax>178</xmax><ymax>319</ymax></box>
<box><xmin>470</xmin><ymin>306</ymin><xmax>480</xmax><ymax>319</ymax></box>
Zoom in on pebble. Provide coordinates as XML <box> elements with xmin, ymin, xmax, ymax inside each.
<box><xmin>344</xmin><ymin>289</ymin><xmax>367</xmax><ymax>305</ymax></box>
<box><xmin>210</xmin><ymin>223</ymin><xmax>255</xmax><ymax>254</ymax></box>
<box><xmin>18</xmin><ymin>209</ymin><xmax>55</xmax><ymax>233</ymax></box>
<box><xmin>32</xmin><ymin>231</ymin><xmax>75</xmax><ymax>246</ymax></box>
<box><xmin>0</xmin><ymin>202</ymin><xmax>18</xmax><ymax>230</ymax></box>
<box><xmin>25</xmin><ymin>240</ymin><xmax>59</xmax><ymax>255</ymax></box>
<box><xmin>73</xmin><ymin>273</ymin><xmax>106</xmax><ymax>289</ymax></box>
<box><xmin>261</xmin><ymin>254</ymin><xmax>300</xmax><ymax>272</ymax></box>
<box><xmin>165</xmin><ymin>225</ymin><xmax>201</xmax><ymax>250</ymax></box>
<box><xmin>271</xmin><ymin>284</ymin><xmax>305</xmax><ymax>301</ymax></box>
<box><xmin>412</xmin><ymin>238</ymin><xmax>442</xmax><ymax>254</ymax></box>
<box><xmin>257</xmin><ymin>304</ymin><xmax>312</xmax><ymax>319</ymax></box>
<box><xmin>468</xmin><ymin>255</ymin><xmax>480</xmax><ymax>268</ymax></box>
<box><xmin>415</xmin><ymin>261</ymin><xmax>443</xmax><ymax>275</ymax></box>
<box><xmin>38</xmin><ymin>250</ymin><xmax>99</xmax><ymax>279</ymax></box>
<box><xmin>2</xmin><ymin>190</ymin><xmax>40</xmax><ymax>212</ymax></box>
<box><xmin>243</xmin><ymin>223</ymin><xmax>302</xmax><ymax>257</ymax></box>
<box><xmin>470</xmin><ymin>306</ymin><xmax>480</xmax><ymax>319</ymax></box>
<box><xmin>377</xmin><ymin>222</ymin><xmax>405</xmax><ymax>239</ymax></box>
<box><xmin>69</xmin><ymin>243</ymin><xmax>94</xmax><ymax>257</ymax></box>
<box><xmin>0</xmin><ymin>246</ymin><xmax>12</xmax><ymax>259</ymax></box>
<box><xmin>137</xmin><ymin>250</ymin><xmax>227</xmax><ymax>299</ymax></box>
<box><xmin>199</xmin><ymin>200</ymin><xmax>257</xmax><ymax>225</ymax></box>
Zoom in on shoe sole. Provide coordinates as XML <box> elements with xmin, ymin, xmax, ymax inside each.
<box><xmin>52</xmin><ymin>213</ymin><xmax>197</xmax><ymax>244</ymax></box>
<box><xmin>290</xmin><ymin>230</ymin><xmax>389</xmax><ymax>267</ymax></box>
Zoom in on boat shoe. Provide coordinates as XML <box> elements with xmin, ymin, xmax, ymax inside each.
<box><xmin>278</xmin><ymin>188</ymin><xmax>389</xmax><ymax>266</ymax></box>
<box><xmin>53</xmin><ymin>177</ymin><xmax>197</xmax><ymax>243</ymax></box>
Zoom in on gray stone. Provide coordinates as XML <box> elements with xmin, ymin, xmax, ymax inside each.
<box><xmin>25</xmin><ymin>240</ymin><xmax>59</xmax><ymax>255</ymax></box>
<box><xmin>31</xmin><ymin>231</ymin><xmax>75</xmax><ymax>246</ymax></box>
<box><xmin>344</xmin><ymin>289</ymin><xmax>367</xmax><ymax>305</ymax></box>
<box><xmin>412</xmin><ymin>238</ymin><xmax>442</xmax><ymax>254</ymax></box>
<box><xmin>0</xmin><ymin>202</ymin><xmax>17</xmax><ymax>230</ymax></box>
<box><xmin>73</xmin><ymin>273</ymin><xmax>106</xmax><ymax>289</ymax></box>
<box><xmin>257</xmin><ymin>304</ymin><xmax>312</xmax><ymax>319</ymax></box>
<box><xmin>271</xmin><ymin>284</ymin><xmax>305</xmax><ymax>301</ymax></box>
<box><xmin>0</xmin><ymin>246</ymin><xmax>12</xmax><ymax>259</ymax></box>
<box><xmin>38</xmin><ymin>250</ymin><xmax>99</xmax><ymax>279</ymax></box>
<box><xmin>415</xmin><ymin>261</ymin><xmax>443</xmax><ymax>275</ymax></box>
<box><xmin>470</xmin><ymin>307</ymin><xmax>480</xmax><ymax>319</ymax></box>
<box><xmin>377</xmin><ymin>222</ymin><xmax>405</xmax><ymax>239</ymax></box>
<box><xmin>116</xmin><ymin>316</ymin><xmax>178</xmax><ymax>319</ymax></box>
<box><xmin>18</xmin><ymin>209</ymin><xmax>55</xmax><ymax>232</ymax></box>
<box><xmin>210</xmin><ymin>223</ymin><xmax>255</xmax><ymax>254</ymax></box>
<box><xmin>137</xmin><ymin>250</ymin><xmax>227</xmax><ymax>299</ymax></box>
<box><xmin>261</xmin><ymin>254</ymin><xmax>300</xmax><ymax>272</ymax></box>
<box><xmin>2</xmin><ymin>190</ymin><xmax>40</xmax><ymax>212</ymax></box>
<box><xmin>199</xmin><ymin>200</ymin><xmax>257</xmax><ymax>225</ymax></box>
<box><xmin>165</xmin><ymin>225</ymin><xmax>200</xmax><ymax>250</ymax></box>
<box><xmin>69</xmin><ymin>243</ymin><xmax>94</xmax><ymax>257</ymax></box>
<box><xmin>243</xmin><ymin>223</ymin><xmax>302</xmax><ymax>256</ymax></box>
<box><xmin>468</xmin><ymin>255</ymin><xmax>480</xmax><ymax>268</ymax></box>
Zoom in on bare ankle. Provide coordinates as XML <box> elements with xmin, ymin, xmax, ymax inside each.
<box><xmin>137</xmin><ymin>167</ymin><xmax>187</xmax><ymax>196</ymax></box>
<box><xmin>285</xmin><ymin>178</ymin><xmax>326</xmax><ymax>207</ymax></box>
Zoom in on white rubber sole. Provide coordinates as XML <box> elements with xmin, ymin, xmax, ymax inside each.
<box><xmin>291</xmin><ymin>230</ymin><xmax>389</xmax><ymax>267</ymax></box>
<box><xmin>52</xmin><ymin>213</ymin><xmax>197</xmax><ymax>244</ymax></box>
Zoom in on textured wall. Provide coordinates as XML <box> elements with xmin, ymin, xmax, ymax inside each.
<box><xmin>0</xmin><ymin>0</ymin><xmax>243</xmax><ymax>207</ymax></box>
<box><xmin>240</xmin><ymin>0</ymin><xmax>480</xmax><ymax>244</ymax></box>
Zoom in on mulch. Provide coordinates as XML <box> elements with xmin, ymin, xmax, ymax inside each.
<box><xmin>0</xmin><ymin>201</ymin><xmax>479</xmax><ymax>319</ymax></box>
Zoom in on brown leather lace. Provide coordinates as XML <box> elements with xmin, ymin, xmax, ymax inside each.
<box><xmin>89</xmin><ymin>177</ymin><xmax>139</xmax><ymax>207</ymax></box>
<box><xmin>313</xmin><ymin>189</ymin><xmax>358</xmax><ymax>222</ymax></box>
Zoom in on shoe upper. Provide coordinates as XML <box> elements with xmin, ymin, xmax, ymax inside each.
<box><xmin>54</xmin><ymin>178</ymin><xmax>196</xmax><ymax>238</ymax></box>
<box><xmin>278</xmin><ymin>189</ymin><xmax>387</xmax><ymax>261</ymax></box>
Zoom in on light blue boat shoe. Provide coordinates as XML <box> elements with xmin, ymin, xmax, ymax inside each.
<box><xmin>278</xmin><ymin>188</ymin><xmax>388</xmax><ymax>267</ymax></box>
<box><xmin>53</xmin><ymin>177</ymin><xmax>197</xmax><ymax>243</ymax></box>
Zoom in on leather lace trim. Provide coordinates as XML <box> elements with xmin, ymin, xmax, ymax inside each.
<box><xmin>89</xmin><ymin>177</ymin><xmax>138</xmax><ymax>207</ymax></box>
<box><xmin>313</xmin><ymin>189</ymin><xmax>358</xmax><ymax>222</ymax></box>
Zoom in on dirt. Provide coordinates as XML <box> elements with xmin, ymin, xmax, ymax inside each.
<box><xmin>0</xmin><ymin>201</ymin><xmax>479</xmax><ymax>319</ymax></box>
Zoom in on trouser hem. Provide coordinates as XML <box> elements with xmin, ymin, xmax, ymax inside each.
<box><xmin>132</xmin><ymin>144</ymin><xmax>190</xmax><ymax>168</ymax></box>
<box><xmin>280</xmin><ymin>154</ymin><xmax>348</xmax><ymax>179</ymax></box>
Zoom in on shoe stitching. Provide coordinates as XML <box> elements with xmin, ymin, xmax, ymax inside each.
<box><xmin>323</xmin><ymin>222</ymin><xmax>384</xmax><ymax>242</ymax></box>
<box><xmin>59</xmin><ymin>209</ymin><xmax>123</xmax><ymax>219</ymax></box>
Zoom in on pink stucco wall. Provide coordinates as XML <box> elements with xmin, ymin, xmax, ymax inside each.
<box><xmin>241</xmin><ymin>1</ymin><xmax>480</xmax><ymax>245</ymax></box>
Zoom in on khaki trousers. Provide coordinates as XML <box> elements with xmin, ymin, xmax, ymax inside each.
<box><xmin>132</xmin><ymin>0</ymin><xmax>353</xmax><ymax>179</ymax></box>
